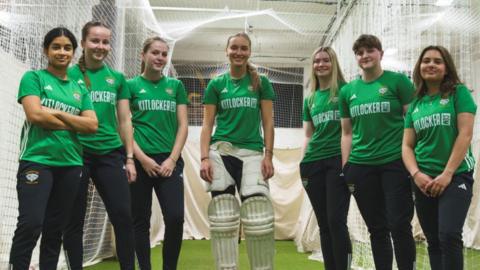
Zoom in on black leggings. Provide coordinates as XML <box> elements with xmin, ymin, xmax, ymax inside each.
<box><xmin>9</xmin><ymin>161</ymin><xmax>82</xmax><ymax>270</ymax></box>
<box><xmin>130</xmin><ymin>154</ymin><xmax>185</xmax><ymax>270</ymax></box>
<box><xmin>41</xmin><ymin>148</ymin><xmax>135</xmax><ymax>270</ymax></box>
<box><xmin>300</xmin><ymin>155</ymin><xmax>352</xmax><ymax>270</ymax></box>
<box><xmin>344</xmin><ymin>159</ymin><xmax>415</xmax><ymax>270</ymax></box>
<box><xmin>413</xmin><ymin>172</ymin><xmax>473</xmax><ymax>270</ymax></box>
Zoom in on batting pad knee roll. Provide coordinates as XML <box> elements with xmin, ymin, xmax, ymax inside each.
<box><xmin>240</xmin><ymin>196</ymin><xmax>275</xmax><ymax>270</ymax></box>
<box><xmin>208</xmin><ymin>194</ymin><xmax>241</xmax><ymax>270</ymax></box>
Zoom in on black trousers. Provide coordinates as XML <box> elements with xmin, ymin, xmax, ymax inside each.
<box><xmin>130</xmin><ymin>154</ymin><xmax>185</xmax><ymax>270</ymax></box>
<box><xmin>40</xmin><ymin>147</ymin><xmax>135</xmax><ymax>270</ymax></box>
<box><xmin>9</xmin><ymin>161</ymin><xmax>82</xmax><ymax>270</ymax></box>
<box><xmin>344</xmin><ymin>159</ymin><xmax>415</xmax><ymax>270</ymax></box>
<box><xmin>300</xmin><ymin>155</ymin><xmax>352</xmax><ymax>270</ymax></box>
<box><xmin>413</xmin><ymin>171</ymin><xmax>473</xmax><ymax>270</ymax></box>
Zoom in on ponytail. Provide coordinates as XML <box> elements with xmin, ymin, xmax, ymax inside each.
<box><xmin>246</xmin><ymin>62</ymin><xmax>261</xmax><ymax>91</ymax></box>
<box><xmin>77</xmin><ymin>50</ymin><xmax>91</xmax><ymax>89</ymax></box>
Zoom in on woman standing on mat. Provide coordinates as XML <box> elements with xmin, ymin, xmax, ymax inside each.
<box><xmin>200</xmin><ymin>32</ymin><xmax>275</xmax><ymax>270</ymax></box>
<box><xmin>339</xmin><ymin>34</ymin><xmax>416</xmax><ymax>270</ymax></box>
<box><xmin>300</xmin><ymin>46</ymin><xmax>352</xmax><ymax>270</ymax></box>
<box><xmin>9</xmin><ymin>27</ymin><xmax>97</xmax><ymax>270</ymax></box>
<box><xmin>128</xmin><ymin>36</ymin><xmax>188</xmax><ymax>270</ymax></box>
<box><xmin>41</xmin><ymin>21</ymin><xmax>137</xmax><ymax>270</ymax></box>
<box><xmin>403</xmin><ymin>45</ymin><xmax>476</xmax><ymax>270</ymax></box>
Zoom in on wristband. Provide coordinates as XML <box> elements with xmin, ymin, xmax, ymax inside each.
<box><xmin>201</xmin><ymin>156</ymin><xmax>209</xmax><ymax>161</ymax></box>
<box><xmin>168</xmin><ymin>156</ymin><xmax>177</xmax><ymax>163</ymax></box>
<box><xmin>265</xmin><ymin>149</ymin><xmax>273</xmax><ymax>155</ymax></box>
<box><xmin>411</xmin><ymin>170</ymin><xmax>420</xmax><ymax>178</ymax></box>
<box><xmin>126</xmin><ymin>154</ymin><xmax>134</xmax><ymax>160</ymax></box>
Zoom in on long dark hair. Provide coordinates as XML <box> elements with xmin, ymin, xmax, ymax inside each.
<box><xmin>43</xmin><ymin>27</ymin><xmax>78</xmax><ymax>50</ymax></box>
<box><xmin>78</xmin><ymin>21</ymin><xmax>111</xmax><ymax>88</ymax></box>
<box><xmin>412</xmin><ymin>45</ymin><xmax>461</xmax><ymax>98</ymax></box>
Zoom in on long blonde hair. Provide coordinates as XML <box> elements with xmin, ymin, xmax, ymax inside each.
<box><xmin>226</xmin><ymin>32</ymin><xmax>261</xmax><ymax>91</ymax></box>
<box><xmin>308</xmin><ymin>47</ymin><xmax>346</xmax><ymax>106</ymax></box>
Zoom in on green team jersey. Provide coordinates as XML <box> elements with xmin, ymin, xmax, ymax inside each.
<box><xmin>128</xmin><ymin>76</ymin><xmax>188</xmax><ymax>154</ymax></box>
<box><xmin>339</xmin><ymin>70</ymin><xmax>414</xmax><ymax>165</ymax></box>
<box><xmin>405</xmin><ymin>84</ymin><xmax>476</xmax><ymax>176</ymax></box>
<box><xmin>203</xmin><ymin>73</ymin><xmax>275</xmax><ymax>152</ymax></box>
<box><xmin>17</xmin><ymin>70</ymin><xmax>93</xmax><ymax>166</ymax></box>
<box><xmin>301</xmin><ymin>83</ymin><xmax>345</xmax><ymax>163</ymax></box>
<box><xmin>68</xmin><ymin>64</ymin><xmax>130</xmax><ymax>154</ymax></box>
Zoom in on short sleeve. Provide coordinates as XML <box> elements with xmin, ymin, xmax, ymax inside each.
<box><xmin>203</xmin><ymin>79</ymin><xmax>219</xmax><ymax>105</ymax></box>
<box><xmin>404</xmin><ymin>102</ymin><xmax>415</xmax><ymax>128</ymax></box>
<box><xmin>81</xmin><ymin>87</ymin><xmax>94</xmax><ymax>111</ymax></box>
<box><xmin>303</xmin><ymin>96</ymin><xmax>312</xmax><ymax>121</ymax></box>
<box><xmin>338</xmin><ymin>84</ymin><xmax>351</xmax><ymax>118</ymax></box>
<box><xmin>396</xmin><ymin>73</ymin><xmax>415</xmax><ymax>105</ymax></box>
<box><xmin>454</xmin><ymin>85</ymin><xmax>477</xmax><ymax>114</ymax></box>
<box><xmin>117</xmin><ymin>73</ymin><xmax>131</xmax><ymax>100</ymax></box>
<box><xmin>259</xmin><ymin>75</ymin><xmax>275</xmax><ymax>100</ymax></box>
<box><xmin>176</xmin><ymin>80</ymin><xmax>189</xmax><ymax>105</ymax></box>
<box><xmin>18</xmin><ymin>71</ymin><xmax>41</xmax><ymax>104</ymax></box>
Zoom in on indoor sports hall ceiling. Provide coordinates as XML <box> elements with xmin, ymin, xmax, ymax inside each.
<box><xmin>148</xmin><ymin>0</ymin><xmax>344</xmax><ymax>64</ymax></box>
<box><xmin>147</xmin><ymin>0</ymin><xmax>480</xmax><ymax>65</ymax></box>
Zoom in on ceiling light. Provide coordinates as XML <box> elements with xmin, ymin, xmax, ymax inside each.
<box><xmin>435</xmin><ymin>0</ymin><xmax>454</xmax><ymax>7</ymax></box>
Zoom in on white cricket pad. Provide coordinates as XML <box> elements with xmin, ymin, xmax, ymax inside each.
<box><xmin>207</xmin><ymin>148</ymin><xmax>236</xmax><ymax>192</ymax></box>
<box><xmin>240</xmin><ymin>155</ymin><xmax>269</xmax><ymax>197</ymax></box>
<box><xmin>208</xmin><ymin>194</ymin><xmax>241</xmax><ymax>270</ymax></box>
<box><xmin>240</xmin><ymin>196</ymin><xmax>275</xmax><ymax>270</ymax></box>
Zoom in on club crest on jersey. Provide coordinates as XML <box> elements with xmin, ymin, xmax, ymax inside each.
<box><xmin>25</xmin><ymin>170</ymin><xmax>39</xmax><ymax>184</ymax></box>
<box><xmin>331</xmin><ymin>97</ymin><xmax>339</xmax><ymax>103</ymax></box>
<box><xmin>77</xmin><ymin>79</ymin><xmax>84</xmax><ymax>85</ymax></box>
<box><xmin>378</xmin><ymin>87</ymin><xmax>388</xmax><ymax>95</ymax></box>
<box><xmin>248</xmin><ymin>85</ymin><xmax>254</xmax><ymax>91</ymax></box>
<box><xmin>165</xmin><ymin>88</ymin><xmax>173</xmax><ymax>95</ymax></box>
<box><xmin>44</xmin><ymin>85</ymin><xmax>53</xmax><ymax>91</ymax></box>
<box><xmin>105</xmin><ymin>77</ymin><xmax>115</xmax><ymax>85</ymax></box>
<box><xmin>73</xmin><ymin>92</ymin><xmax>81</xmax><ymax>101</ymax></box>
<box><xmin>440</xmin><ymin>98</ymin><xmax>450</xmax><ymax>106</ymax></box>
<box><xmin>139</xmin><ymin>89</ymin><xmax>147</xmax><ymax>94</ymax></box>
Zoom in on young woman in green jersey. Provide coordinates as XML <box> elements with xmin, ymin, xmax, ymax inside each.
<box><xmin>200</xmin><ymin>32</ymin><xmax>275</xmax><ymax>269</ymax></box>
<box><xmin>339</xmin><ymin>34</ymin><xmax>416</xmax><ymax>270</ymax></box>
<box><xmin>128</xmin><ymin>36</ymin><xmax>188</xmax><ymax>270</ymax></box>
<box><xmin>9</xmin><ymin>27</ymin><xmax>98</xmax><ymax>270</ymax></box>
<box><xmin>40</xmin><ymin>21</ymin><xmax>136</xmax><ymax>270</ymax></box>
<box><xmin>300</xmin><ymin>47</ymin><xmax>352</xmax><ymax>270</ymax></box>
<box><xmin>403</xmin><ymin>46</ymin><xmax>476</xmax><ymax>270</ymax></box>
